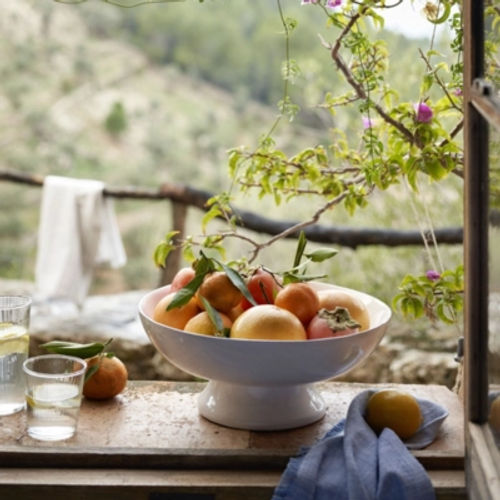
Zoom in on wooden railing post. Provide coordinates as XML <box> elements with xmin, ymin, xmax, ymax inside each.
<box><xmin>158</xmin><ymin>201</ymin><xmax>187</xmax><ymax>286</ymax></box>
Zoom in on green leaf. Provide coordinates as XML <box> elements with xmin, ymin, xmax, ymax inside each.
<box><xmin>84</xmin><ymin>363</ymin><xmax>100</xmax><ymax>384</ymax></box>
<box><xmin>194</xmin><ymin>252</ymin><xmax>217</xmax><ymax>276</ymax></box>
<box><xmin>282</xmin><ymin>271</ymin><xmax>326</xmax><ymax>285</ymax></box>
<box><xmin>421</xmin><ymin>73</ymin><xmax>434</xmax><ymax>94</ymax></box>
<box><xmin>219</xmin><ymin>262</ymin><xmax>257</xmax><ymax>306</ymax></box>
<box><xmin>40</xmin><ymin>340</ymin><xmax>109</xmax><ymax>359</ymax></box>
<box><xmin>293</xmin><ymin>231</ymin><xmax>307</xmax><ymax>268</ymax></box>
<box><xmin>182</xmin><ymin>243</ymin><xmax>195</xmax><ymax>263</ymax></box>
<box><xmin>201</xmin><ymin>205</ymin><xmax>222</xmax><ymax>232</ymax></box>
<box><xmin>401</xmin><ymin>297</ymin><xmax>424</xmax><ymax>318</ymax></box>
<box><xmin>200</xmin><ymin>296</ymin><xmax>224</xmax><ymax>334</ymax></box>
<box><xmin>219</xmin><ymin>327</ymin><xmax>231</xmax><ymax>338</ymax></box>
<box><xmin>153</xmin><ymin>231</ymin><xmax>180</xmax><ymax>268</ymax></box>
<box><xmin>153</xmin><ymin>243</ymin><xmax>170</xmax><ymax>268</ymax></box>
<box><xmin>425</xmin><ymin>159</ymin><xmax>448</xmax><ymax>180</ymax></box>
<box><xmin>425</xmin><ymin>2</ymin><xmax>451</xmax><ymax>24</ymax></box>
<box><xmin>167</xmin><ymin>273</ymin><xmax>205</xmax><ymax>310</ymax></box>
<box><xmin>304</xmin><ymin>248</ymin><xmax>338</xmax><ymax>262</ymax></box>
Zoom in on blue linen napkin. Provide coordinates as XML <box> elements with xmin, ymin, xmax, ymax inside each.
<box><xmin>272</xmin><ymin>389</ymin><xmax>449</xmax><ymax>500</ymax></box>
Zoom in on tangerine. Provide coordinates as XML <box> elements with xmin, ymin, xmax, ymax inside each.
<box><xmin>153</xmin><ymin>292</ymin><xmax>199</xmax><ymax>330</ymax></box>
<box><xmin>364</xmin><ymin>389</ymin><xmax>422</xmax><ymax>439</ymax></box>
<box><xmin>274</xmin><ymin>282</ymin><xmax>320</xmax><ymax>326</ymax></box>
<box><xmin>230</xmin><ymin>304</ymin><xmax>306</xmax><ymax>341</ymax></box>
<box><xmin>196</xmin><ymin>271</ymin><xmax>242</xmax><ymax>313</ymax></box>
<box><xmin>184</xmin><ymin>310</ymin><xmax>233</xmax><ymax>336</ymax></box>
<box><xmin>317</xmin><ymin>289</ymin><xmax>370</xmax><ymax>332</ymax></box>
<box><xmin>83</xmin><ymin>355</ymin><xmax>128</xmax><ymax>400</ymax></box>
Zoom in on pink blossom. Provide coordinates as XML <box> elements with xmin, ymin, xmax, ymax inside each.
<box><xmin>301</xmin><ymin>0</ymin><xmax>318</xmax><ymax>4</ymax></box>
<box><xmin>362</xmin><ymin>116</ymin><xmax>374</xmax><ymax>129</ymax></box>
<box><xmin>414</xmin><ymin>102</ymin><xmax>433</xmax><ymax>123</ymax></box>
<box><xmin>327</xmin><ymin>0</ymin><xmax>342</xmax><ymax>7</ymax></box>
<box><xmin>426</xmin><ymin>270</ymin><xmax>441</xmax><ymax>281</ymax></box>
<box><xmin>453</xmin><ymin>88</ymin><xmax>463</xmax><ymax>96</ymax></box>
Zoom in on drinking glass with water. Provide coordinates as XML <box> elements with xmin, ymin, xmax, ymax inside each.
<box><xmin>23</xmin><ymin>354</ymin><xmax>87</xmax><ymax>441</ymax></box>
<box><xmin>0</xmin><ymin>296</ymin><xmax>31</xmax><ymax>416</ymax></box>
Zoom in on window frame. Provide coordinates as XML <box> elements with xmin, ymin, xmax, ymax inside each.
<box><xmin>464</xmin><ymin>1</ymin><xmax>500</xmax><ymax>498</ymax></box>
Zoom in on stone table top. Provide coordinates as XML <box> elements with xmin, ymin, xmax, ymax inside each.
<box><xmin>0</xmin><ymin>380</ymin><xmax>463</xmax><ymax>471</ymax></box>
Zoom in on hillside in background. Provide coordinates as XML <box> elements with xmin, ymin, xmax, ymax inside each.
<box><xmin>0</xmin><ymin>0</ymin><xmax>462</xmax><ymax>315</ymax></box>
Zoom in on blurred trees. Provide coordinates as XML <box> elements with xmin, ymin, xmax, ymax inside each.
<box><xmin>0</xmin><ymin>0</ymin><xmax>461</xmax><ymax>295</ymax></box>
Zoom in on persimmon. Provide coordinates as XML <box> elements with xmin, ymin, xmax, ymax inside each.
<box><xmin>307</xmin><ymin>307</ymin><xmax>360</xmax><ymax>339</ymax></box>
<box><xmin>317</xmin><ymin>289</ymin><xmax>370</xmax><ymax>332</ymax></box>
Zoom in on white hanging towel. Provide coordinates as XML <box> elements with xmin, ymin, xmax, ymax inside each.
<box><xmin>35</xmin><ymin>176</ymin><xmax>127</xmax><ymax>306</ymax></box>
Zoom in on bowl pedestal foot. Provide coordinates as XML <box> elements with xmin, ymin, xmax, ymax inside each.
<box><xmin>197</xmin><ymin>380</ymin><xmax>326</xmax><ymax>431</ymax></box>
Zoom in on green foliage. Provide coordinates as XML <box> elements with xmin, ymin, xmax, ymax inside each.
<box><xmin>153</xmin><ymin>231</ymin><xmax>180</xmax><ymax>268</ymax></box>
<box><xmin>280</xmin><ymin>231</ymin><xmax>337</xmax><ymax>284</ymax></box>
<box><xmin>104</xmin><ymin>101</ymin><xmax>128</xmax><ymax>136</ymax></box>
<box><xmin>393</xmin><ymin>265</ymin><xmax>464</xmax><ymax>324</ymax></box>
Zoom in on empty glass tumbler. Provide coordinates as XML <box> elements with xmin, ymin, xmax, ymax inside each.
<box><xmin>0</xmin><ymin>296</ymin><xmax>31</xmax><ymax>416</ymax></box>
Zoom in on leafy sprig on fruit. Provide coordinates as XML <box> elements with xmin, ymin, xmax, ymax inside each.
<box><xmin>161</xmin><ymin>231</ymin><xmax>337</xmax><ymax>335</ymax></box>
<box><xmin>40</xmin><ymin>338</ymin><xmax>115</xmax><ymax>382</ymax></box>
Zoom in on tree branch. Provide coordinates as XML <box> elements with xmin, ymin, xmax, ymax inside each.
<box><xmin>327</xmin><ymin>8</ymin><xmax>415</xmax><ymax>143</ymax></box>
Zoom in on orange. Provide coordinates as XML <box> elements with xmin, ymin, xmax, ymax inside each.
<box><xmin>184</xmin><ymin>310</ymin><xmax>233</xmax><ymax>336</ymax></box>
<box><xmin>153</xmin><ymin>292</ymin><xmax>200</xmax><ymax>330</ymax></box>
<box><xmin>227</xmin><ymin>303</ymin><xmax>244</xmax><ymax>322</ymax></box>
<box><xmin>196</xmin><ymin>271</ymin><xmax>243</xmax><ymax>313</ymax></box>
<box><xmin>230</xmin><ymin>304</ymin><xmax>307</xmax><ymax>340</ymax></box>
<box><xmin>489</xmin><ymin>394</ymin><xmax>500</xmax><ymax>431</ymax></box>
<box><xmin>317</xmin><ymin>289</ymin><xmax>370</xmax><ymax>332</ymax></box>
<box><xmin>274</xmin><ymin>282</ymin><xmax>320</xmax><ymax>326</ymax></box>
<box><xmin>364</xmin><ymin>389</ymin><xmax>422</xmax><ymax>439</ymax></box>
<box><xmin>83</xmin><ymin>355</ymin><xmax>128</xmax><ymax>400</ymax></box>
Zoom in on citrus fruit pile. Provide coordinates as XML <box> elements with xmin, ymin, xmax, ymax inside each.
<box><xmin>153</xmin><ymin>266</ymin><xmax>370</xmax><ymax>341</ymax></box>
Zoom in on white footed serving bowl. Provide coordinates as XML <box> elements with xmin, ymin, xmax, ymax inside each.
<box><xmin>139</xmin><ymin>282</ymin><xmax>391</xmax><ymax>431</ymax></box>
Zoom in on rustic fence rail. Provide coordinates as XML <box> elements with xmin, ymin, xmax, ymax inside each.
<box><xmin>0</xmin><ymin>168</ymin><xmax>463</xmax><ymax>284</ymax></box>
